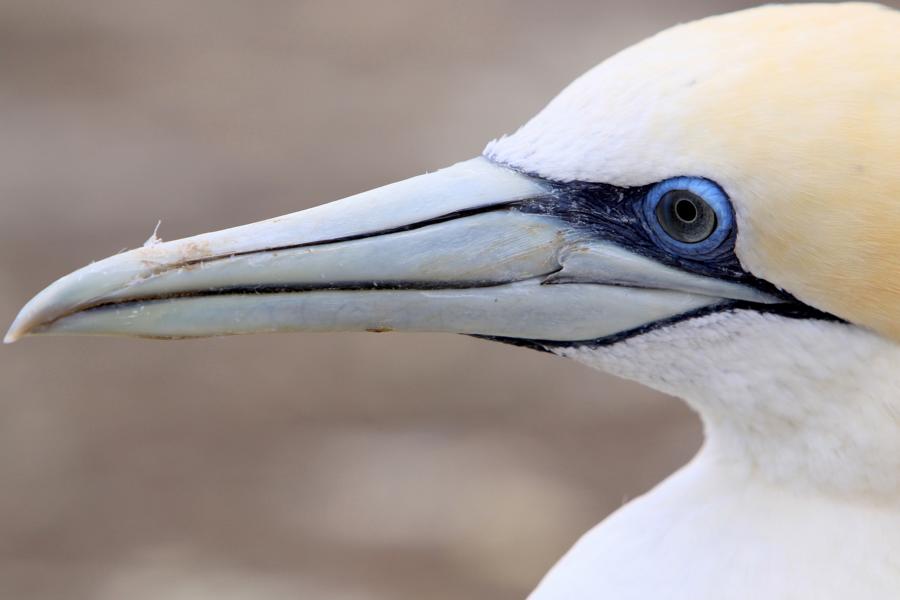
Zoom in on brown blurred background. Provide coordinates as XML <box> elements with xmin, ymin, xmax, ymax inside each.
<box><xmin>0</xmin><ymin>1</ymin><xmax>869</xmax><ymax>598</ymax></box>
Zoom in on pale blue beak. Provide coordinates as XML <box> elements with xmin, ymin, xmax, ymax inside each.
<box><xmin>6</xmin><ymin>158</ymin><xmax>774</xmax><ymax>345</ymax></box>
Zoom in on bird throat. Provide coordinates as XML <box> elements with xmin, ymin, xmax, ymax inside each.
<box><xmin>558</xmin><ymin>309</ymin><xmax>900</xmax><ymax>500</ymax></box>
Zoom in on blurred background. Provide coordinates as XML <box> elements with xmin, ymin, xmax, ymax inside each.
<box><xmin>0</xmin><ymin>1</ymin><xmax>863</xmax><ymax>598</ymax></box>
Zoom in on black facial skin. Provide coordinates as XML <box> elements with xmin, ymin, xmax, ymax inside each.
<box><xmin>475</xmin><ymin>178</ymin><xmax>842</xmax><ymax>354</ymax></box>
<box><xmin>521</xmin><ymin>179</ymin><xmax>773</xmax><ymax>291</ymax></box>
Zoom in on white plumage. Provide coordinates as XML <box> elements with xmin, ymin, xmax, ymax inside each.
<box><xmin>537</xmin><ymin>312</ymin><xmax>900</xmax><ymax>599</ymax></box>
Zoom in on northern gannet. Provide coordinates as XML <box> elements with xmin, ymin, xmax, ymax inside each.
<box><xmin>6</xmin><ymin>3</ymin><xmax>900</xmax><ymax>598</ymax></box>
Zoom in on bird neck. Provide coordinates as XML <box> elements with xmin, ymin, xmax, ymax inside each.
<box><xmin>564</xmin><ymin>310</ymin><xmax>900</xmax><ymax>501</ymax></box>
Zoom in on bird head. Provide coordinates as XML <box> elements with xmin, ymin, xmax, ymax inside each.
<box><xmin>6</xmin><ymin>4</ymin><xmax>899</xmax><ymax>406</ymax></box>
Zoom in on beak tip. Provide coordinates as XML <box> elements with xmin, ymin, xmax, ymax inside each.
<box><xmin>5</xmin><ymin>297</ymin><xmax>50</xmax><ymax>344</ymax></box>
<box><xmin>4</xmin><ymin>326</ymin><xmax>24</xmax><ymax>344</ymax></box>
<box><xmin>5</xmin><ymin>312</ymin><xmax>33</xmax><ymax>344</ymax></box>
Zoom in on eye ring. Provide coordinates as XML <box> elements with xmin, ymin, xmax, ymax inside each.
<box><xmin>642</xmin><ymin>177</ymin><xmax>733</xmax><ymax>257</ymax></box>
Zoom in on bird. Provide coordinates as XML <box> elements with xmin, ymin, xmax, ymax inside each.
<box><xmin>6</xmin><ymin>2</ymin><xmax>900</xmax><ymax>598</ymax></box>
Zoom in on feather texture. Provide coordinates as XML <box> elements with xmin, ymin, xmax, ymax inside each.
<box><xmin>487</xmin><ymin>3</ymin><xmax>900</xmax><ymax>340</ymax></box>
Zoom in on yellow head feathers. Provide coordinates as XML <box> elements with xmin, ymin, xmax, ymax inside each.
<box><xmin>487</xmin><ymin>3</ymin><xmax>900</xmax><ymax>339</ymax></box>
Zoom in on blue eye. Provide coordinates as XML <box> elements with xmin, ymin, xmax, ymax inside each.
<box><xmin>642</xmin><ymin>177</ymin><xmax>733</xmax><ymax>256</ymax></box>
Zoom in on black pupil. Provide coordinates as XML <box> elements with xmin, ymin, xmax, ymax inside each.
<box><xmin>674</xmin><ymin>198</ymin><xmax>698</xmax><ymax>223</ymax></box>
<box><xmin>655</xmin><ymin>190</ymin><xmax>717</xmax><ymax>243</ymax></box>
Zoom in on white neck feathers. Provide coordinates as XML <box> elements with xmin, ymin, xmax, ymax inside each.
<box><xmin>560</xmin><ymin>310</ymin><xmax>900</xmax><ymax>500</ymax></box>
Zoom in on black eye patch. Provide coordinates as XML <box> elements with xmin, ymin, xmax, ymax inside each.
<box><xmin>515</xmin><ymin>179</ymin><xmax>785</xmax><ymax>298</ymax></box>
